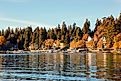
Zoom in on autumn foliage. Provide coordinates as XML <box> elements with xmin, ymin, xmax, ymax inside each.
<box><xmin>54</xmin><ymin>40</ymin><xmax>60</xmax><ymax>47</ymax></box>
<box><xmin>45</xmin><ymin>39</ymin><xmax>54</xmax><ymax>48</ymax></box>
<box><xmin>82</xmin><ymin>34</ymin><xmax>89</xmax><ymax>41</ymax></box>
<box><xmin>86</xmin><ymin>40</ymin><xmax>93</xmax><ymax>48</ymax></box>
<box><xmin>70</xmin><ymin>40</ymin><xmax>86</xmax><ymax>49</ymax></box>
<box><xmin>1</xmin><ymin>13</ymin><xmax>121</xmax><ymax>50</ymax></box>
<box><xmin>0</xmin><ymin>36</ymin><xmax>5</xmax><ymax>45</ymax></box>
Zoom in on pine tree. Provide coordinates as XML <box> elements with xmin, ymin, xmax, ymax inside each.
<box><xmin>2</xmin><ymin>29</ymin><xmax>4</xmax><ymax>36</ymax></box>
<box><xmin>18</xmin><ymin>34</ymin><xmax>24</xmax><ymax>50</ymax></box>
<box><xmin>76</xmin><ymin>27</ymin><xmax>83</xmax><ymax>40</ymax></box>
<box><xmin>82</xmin><ymin>19</ymin><xmax>90</xmax><ymax>34</ymax></box>
<box><xmin>0</xmin><ymin>30</ymin><xmax>1</xmax><ymax>36</ymax></box>
<box><xmin>94</xmin><ymin>19</ymin><xmax>101</xmax><ymax>33</ymax></box>
<box><xmin>68</xmin><ymin>25</ymin><xmax>73</xmax><ymax>37</ymax></box>
<box><xmin>34</xmin><ymin>27</ymin><xmax>39</xmax><ymax>48</ymax></box>
<box><xmin>61</xmin><ymin>21</ymin><xmax>67</xmax><ymax>35</ymax></box>
<box><xmin>24</xmin><ymin>27</ymin><xmax>32</xmax><ymax>50</ymax></box>
<box><xmin>57</xmin><ymin>24</ymin><xmax>61</xmax><ymax>40</ymax></box>
<box><xmin>65</xmin><ymin>31</ymin><xmax>70</xmax><ymax>44</ymax></box>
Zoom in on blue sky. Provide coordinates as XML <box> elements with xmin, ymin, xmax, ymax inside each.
<box><xmin>0</xmin><ymin>0</ymin><xmax>121</xmax><ymax>30</ymax></box>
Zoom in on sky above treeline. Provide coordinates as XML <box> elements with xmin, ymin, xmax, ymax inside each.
<box><xmin>0</xmin><ymin>0</ymin><xmax>121</xmax><ymax>30</ymax></box>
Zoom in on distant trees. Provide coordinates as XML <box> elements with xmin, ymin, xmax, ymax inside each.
<box><xmin>1</xmin><ymin>13</ymin><xmax>121</xmax><ymax>50</ymax></box>
<box><xmin>0</xmin><ymin>21</ymin><xmax>84</xmax><ymax>50</ymax></box>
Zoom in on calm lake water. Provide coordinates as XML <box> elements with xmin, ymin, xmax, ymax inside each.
<box><xmin>0</xmin><ymin>52</ymin><xmax>121</xmax><ymax>81</ymax></box>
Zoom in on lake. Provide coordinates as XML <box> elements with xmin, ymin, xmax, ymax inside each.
<box><xmin>0</xmin><ymin>52</ymin><xmax>121</xmax><ymax>81</ymax></box>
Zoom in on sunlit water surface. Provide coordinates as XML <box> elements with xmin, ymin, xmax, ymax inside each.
<box><xmin>0</xmin><ymin>52</ymin><xmax>121</xmax><ymax>81</ymax></box>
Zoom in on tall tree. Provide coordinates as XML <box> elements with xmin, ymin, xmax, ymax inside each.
<box><xmin>82</xmin><ymin>19</ymin><xmax>90</xmax><ymax>34</ymax></box>
<box><xmin>57</xmin><ymin>24</ymin><xmax>61</xmax><ymax>40</ymax></box>
<box><xmin>94</xmin><ymin>19</ymin><xmax>101</xmax><ymax>33</ymax></box>
<box><xmin>76</xmin><ymin>27</ymin><xmax>83</xmax><ymax>40</ymax></box>
<box><xmin>39</xmin><ymin>27</ymin><xmax>47</xmax><ymax>48</ymax></box>
<box><xmin>24</xmin><ymin>27</ymin><xmax>32</xmax><ymax>50</ymax></box>
<box><xmin>72</xmin><ymin>23</ymin><xmax>76</xmax><ymax>36</ymax></box>
<box><xmin>61</xmin><ymin>21</ymin><xmax>67</xmax><ymax>35</ymax></box>
<box><xmin>0</xmin><ymin>30</ymin><xmax>1</xmax><ymax>36</ymax></box>
<box><xmin>65</xmin><ymin>31</ymin><xmax>70</xmax><ymax>44</ymax></box>
<box><xmin>1</xmin><ymin>29</ymin><xmax>4</xmax><ymax>36</ymax></box>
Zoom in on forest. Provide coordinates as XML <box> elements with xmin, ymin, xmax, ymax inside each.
<box><xmin>0</xmin><ymin>13</ymin><xmax>121</xmax><ymax>51</ymax></box>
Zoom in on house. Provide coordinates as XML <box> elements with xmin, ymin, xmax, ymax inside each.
<box><xmin>87</xmin><ymin>36</ymin><xmax>92</xmax><ymax>42</ymax></box>
<box><xmin>86</xmin><ymin>36</ymin><xmax>93</xmax><ymax>48</ymax></box>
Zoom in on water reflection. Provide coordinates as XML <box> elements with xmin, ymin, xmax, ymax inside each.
<box><xmin>0</xmin><ymin>52</ymin><xmax>121</xmax><ymax>80</ymax></box>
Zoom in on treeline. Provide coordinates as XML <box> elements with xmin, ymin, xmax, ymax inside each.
<box><xmin>0</xmin><ymin>13</ymin><xmax>121</xmax><ymax>50</ymax></box>
<box><xmin>0</xmin><ymin>19</ymin><xmax>92</xmax><ymax>50</ymax></box>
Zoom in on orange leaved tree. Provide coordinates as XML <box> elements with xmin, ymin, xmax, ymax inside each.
<box><xmin>0</xmin><ymin>36</ymin><xmax>6</xmax><ymax>45</ymax></box>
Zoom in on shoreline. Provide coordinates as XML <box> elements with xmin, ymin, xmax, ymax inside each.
<box><xmin>0</xmin><ymin>48</ymin><xmax>121</xmax><ymax>54</ymax></box>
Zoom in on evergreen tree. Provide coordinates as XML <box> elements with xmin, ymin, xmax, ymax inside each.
<box><xmin>15</xmin><ymin>28</ymin><xmax>19</xmax><ymax>39</ymax></box>
<box><xmin>43</xmin><ymin>27</ymin><xmax>47</xmax><ymax>40</ymax></box>
<box><xmin>24</xmin><ymin>27</ymin><xmax>32</xmax><ymax>50</ymax></box>
<box><xmin>61</xmin><ymin>21</ymin><xmax>67</xmax><ymax>35</ymax></box>
<box><xmin>72</xmin><ymin>23</ymin><xmax>76</xmax><ymax>38</ymax></box>
<box><xmin>72</xmin><ymin>23</ymin><xmax>76</xmax><ymax>33</ymax></box>
<box><xmin>51</xmin><ymin>28</ymin><xmax>57</xmax><ymax>40</ymax></box>
<box><xmin>82</xmin><ymin>19</ymin><xmax>90</xmax><ymax>34</ymax></box>
<box><xmin>34</xmin><ymin>27</ymin><xmax>40</xmax><ymax>48</ymax></box>
<box><xmin>105</xmin><ymin>15</ymin><xmax>116</xmax><ymax>42</ymax></box>
<box><xmin>18</xmin><ymin>34</ymin><xmax>24</xmax><ymax>50</ymax></box>
<box><xmin>76</xmin><ymin>27</ymin><xmax>83</xmax><ymax>40</ymax></box>
<box><xmin>57</xmin><ymin>24</ymin><xmax>61</xmax><ymax>40</ymax></box>
<box><xmin>65</xmin><ymin>31</ymin><xmax>70</xmax><ymax>44</ymax></box>
<box><xmin>94</xmin><ymin>19</ymin><xmax>101</xmax><ymax>33</ymax></box>
<box><xmin>68</xmin><ymin>25</ymin><xmax>73</xmax><ymax>36</ymax></box>
<box><xmin>39</xmin><ymin>27</ymin><xmax>46</xmax><ymax>48</ymax></box>
<box><xmin>2</xmin><ymin>29</ymin><xmax>4</xmax><ymax>36</ymax></box>
<box><xmin>0</xmin><ymin>30</ymin><xmax>1</xmax><ymax>36</ymax></box>
<box><xmin>4</xmin><ymin>27</ymin><xmax>11</xmax><ymax>39</ymax></box>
